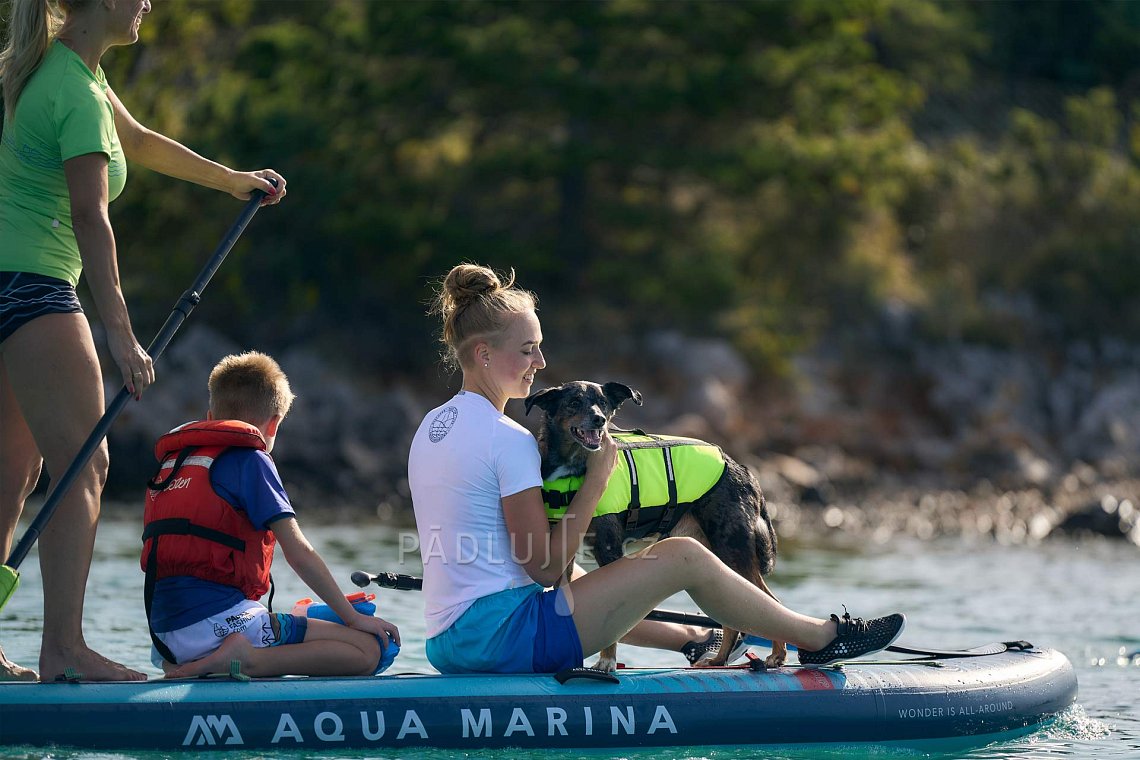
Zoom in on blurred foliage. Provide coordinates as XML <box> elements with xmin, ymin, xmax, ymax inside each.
<box><xmin>3</xmin><ymin>0</ymin><xmax>1139</xmax><ymax>376</ymax></box>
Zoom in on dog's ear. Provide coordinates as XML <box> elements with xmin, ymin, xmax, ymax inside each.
<box><xmin>524</xmin><ymin>386</ymin><xmax>564</xmax><ymax>416</ymax></box>
<box><xmin>602</xmin><ymin>382</ymin><xmax>642</xmax><ymax>411</ymax></box>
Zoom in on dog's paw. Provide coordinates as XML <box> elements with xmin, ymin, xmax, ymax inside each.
<box><xmin>590</xmin><ymin>655</ymin><xmax>618</xmax><ymax>674</ymax></box>
<box><xmin>765</xmin><ymin>642</ymin><xmax>788</xmax><ymax>669</ymax></box>
<box><xmin>691</xmin><ymin>653</ymin><xmax>724</xmax><ymax>668</ymax></box>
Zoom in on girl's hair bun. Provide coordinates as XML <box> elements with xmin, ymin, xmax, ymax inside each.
<box><xmin>429</xmin><ymin>263</ymin><xmax>533</xmax><ymax>370</ymax></box>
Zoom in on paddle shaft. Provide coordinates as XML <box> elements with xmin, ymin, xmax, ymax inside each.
<box><xmin>4</xmin><ymin>189</ymin><xmax>269</xmax><ymax>573</ymax></box>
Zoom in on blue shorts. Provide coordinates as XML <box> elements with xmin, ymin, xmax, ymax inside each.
<box><xmin>0</xmin><ymin>272</ymin><xmax>83</xmax><ymax>344</ymax></box>
<box><xmin>426</xmin><ymin>584</ymin><xmax>583</xmax><ymax>674</ymax></box>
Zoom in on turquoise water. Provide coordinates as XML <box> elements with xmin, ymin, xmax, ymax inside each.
<box><xmin>0</xmin><ymin>516</ymin><xmax>1136</xmax><ymax>759</ymax></box>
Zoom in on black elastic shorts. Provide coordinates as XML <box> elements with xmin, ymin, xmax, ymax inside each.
<box><xmin>0</xmin><ymin>271</ymin><xmax>83</xmax><ymax>344</ymax></box>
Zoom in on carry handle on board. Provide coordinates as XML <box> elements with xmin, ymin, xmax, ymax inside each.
<box><xmin>0</xmin><ymin>182</ymin><xmax>275</xmax><ymax>612</ymax></box>
<box><xmin>350</xmin><ymin>570</ymin><xmax>1028</xmax><ymax>660</ymax></box>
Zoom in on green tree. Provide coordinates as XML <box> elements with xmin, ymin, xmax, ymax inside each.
<box><xmin>4</xmin><ymin>0</ymin><xmax>1138</xmax><ymax>375</ymax></box>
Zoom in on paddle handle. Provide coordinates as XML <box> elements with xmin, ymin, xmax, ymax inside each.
<box><xmin>4</xmin><ymin>187</ymin><xmax>270</xmax><ymax>572</ymax></box>
<box><xmin>351</xmin><ymin>571</ymin><xmax>423</xmax><ymax>591</ymax></box>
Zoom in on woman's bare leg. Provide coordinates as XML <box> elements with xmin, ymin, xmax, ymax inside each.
<box><xmin>0</xmin><ymin>358</ymin><xmax>43</xmax><ymax>681</ymax></box>
<box><xmin>565</xmin><ymin>537</ymin><xmax>837</xmax><ymax>657</ymax></box>
<box><xmin>1</xmin><ymin>315</ymin><xmax>144</xmax><ymax>681</ymax></box>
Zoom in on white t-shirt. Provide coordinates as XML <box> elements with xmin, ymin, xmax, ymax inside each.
<box><xmin>409</xmin><ymin>391</ymin><xmax>543</xmax><ymax>637</ymax></box>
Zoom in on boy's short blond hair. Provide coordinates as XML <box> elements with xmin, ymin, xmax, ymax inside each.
<box><xmin>208</xmin><ymin>351</ymin><xmax>295</xmax><ymax>423</ymax></box>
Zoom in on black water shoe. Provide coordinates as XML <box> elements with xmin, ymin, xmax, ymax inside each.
<box><xmin>797</xmin><ymin>610</ymin><xmax>906</xmax><ymax>667</ymax></box>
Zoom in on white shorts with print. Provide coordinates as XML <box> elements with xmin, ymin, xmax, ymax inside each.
<box><xmin>154</xmin><ymin>599</ymin><xmax>307</xmax><ymax>665</ymax></box>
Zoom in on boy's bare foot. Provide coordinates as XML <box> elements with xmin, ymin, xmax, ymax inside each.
<box><xmin>0</xmin><ymin>645</ymin><xmax>38</xmax><ymax>682</ymax></box>
<box><xmin>40</xmin><ymin>645</ymin><xmax>147</xmax><ymax>682</ymax></box>
<box><xmin>163</xmin><ymin>634</ymin><xmax>254</xmax><ymax>679</ymax></box>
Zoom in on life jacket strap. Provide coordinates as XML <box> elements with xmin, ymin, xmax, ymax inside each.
<box><xmin>142</xmin><ymin>535</ymin><xmax>180</xmax><ymax>665</ymax></box>
<box><xmin>623</xmin><ymin>448</ymin><xmax>641</xmax><ymax>532</ymax></box>
<box><xmin>147</xmin><ymin>446</ymin><xmax>197</xmax><ymax>490</ymax></box>
<box><xmin>542</xmin><ymin>489</ymin><xmax>574</xmax><ymax>509</ymax></box>
<box><xmin>657</xmin><ymin>446</ymin><xmax>682</xmax><ymax>534</ymax></box>
<box><xmin>142</xmin><ymin>518</ymin><xmax>247</xmax><ymax>552</ymax></box>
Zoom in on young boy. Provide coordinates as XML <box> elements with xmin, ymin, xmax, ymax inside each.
<box><xmin>141</xmin><ymin>351</ymin><xmax>399</xmax><ymax>678</ymax></box>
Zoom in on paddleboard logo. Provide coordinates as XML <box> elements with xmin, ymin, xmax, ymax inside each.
<box><xmin>183</xmin><ymin>714</ymin><xmax>244</xmax><ymax>746</ymax></box>
<box><xmin>794</xmin><ymin>668</ymin><xmax>837</xmax><ymax>691</ymax></box>
<box><xmin>428</xmin><ymin>406</ymin><xmax>458</xmax><ymax>443</ymax></box>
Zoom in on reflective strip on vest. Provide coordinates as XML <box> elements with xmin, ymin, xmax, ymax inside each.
<box><xmin>158</xmin><ymin>455</ymin><xmax>216</xmax><ymax>471</ymax></box>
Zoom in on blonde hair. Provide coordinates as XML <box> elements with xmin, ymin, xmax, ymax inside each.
<box><xmin>429</xmin><ymin>263</ymin><xmax>538</xmax><ymax>371</ymax></box>
<box><xmin>208</xmin><ymin>351</ymin><xmax>295</xmax><ymax>423</ymax></box>
<box><xmin>0</xmin><ymin>0</ymin><xmax>87</xmax><ymax>122</ymax></box>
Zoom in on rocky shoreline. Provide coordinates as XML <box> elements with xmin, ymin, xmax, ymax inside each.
<box><xmin>755</xmin><ymin>460</ymin><xmax>1139</xmax><ymax>546</ymax></box>
<box><xmin>92</xmin><ymin>325</ymin><xmax>1137</xmax><ymax>548</ymax></box>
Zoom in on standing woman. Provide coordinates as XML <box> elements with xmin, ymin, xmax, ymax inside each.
<box><xmin>0</xmin><ymin>0</ymin><xmax>286</xmax><ymax>681</ymax></box>
<box><xmin>408</xmin><ymin>263</ymin><xmax>906</xmax><ymax>674</ymax></box>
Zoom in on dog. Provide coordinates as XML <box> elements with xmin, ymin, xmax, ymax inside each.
<box><xmin>524</xmin><ymin>380</ymin><xmax>786</xmax><ymax>671</ymax></box>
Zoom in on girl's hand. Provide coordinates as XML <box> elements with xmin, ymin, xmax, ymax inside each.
<box><xmin>229</xmin><ymin>169</ymin><xmax>287</xmax><ymax>206</ymax></box>
<box><xmin>583</xmin><ymin>430</ymin><xmax>618</xmax><ymax>488</ymax></box>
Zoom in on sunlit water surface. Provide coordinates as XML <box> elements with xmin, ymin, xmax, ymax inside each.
<box><xmin>1</xmin><ymin>515</ymin><xmax>1135</xmax><ymax>759</ymax></box>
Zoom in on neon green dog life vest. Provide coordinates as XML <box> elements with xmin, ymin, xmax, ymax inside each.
<box><xmin>542</xmin><ymin>432</ymin><xmax>727</xmax><ymax>538</ymax></box>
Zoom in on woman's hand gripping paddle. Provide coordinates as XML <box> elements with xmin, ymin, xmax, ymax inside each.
<box><xmin>0</xmin><ymin>185</ymin><xmax>274</xmax><ymax>612</ymax></box>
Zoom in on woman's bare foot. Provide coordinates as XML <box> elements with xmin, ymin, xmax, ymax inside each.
<box><xmin>0</xmin><ymin>644</ymin><xmax>38</xmax><ymax>682</ymax></box>
<box><xmin>163</xmin><ymin>634</ymin><xmax>254</xmax><ymax>679</ymax></box>
<box><xmin>40</xmin><ymin>645</ymin><xmax>147</xmax><ymax>682</ymax></box>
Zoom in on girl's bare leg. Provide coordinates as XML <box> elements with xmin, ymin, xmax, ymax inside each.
<box><xmin>565</xmin><ymin>563</ymin><xmax>705</xmax><ymax>651</ymax></box>
<box><xmin>566</xmin><ymin>537</ymin><xmax>837</xmax><ymax>658</ymax></box>
<box><xmin>619</xmin><ymin>619</ymin><xmax>707</xmax><ymax>650</ymax></box>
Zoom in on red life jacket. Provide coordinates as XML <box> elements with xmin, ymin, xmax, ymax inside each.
<box><xmin>140</xmin><ymin>419</ymin><xmax>275</xmax><ymax>599</ymax></box>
